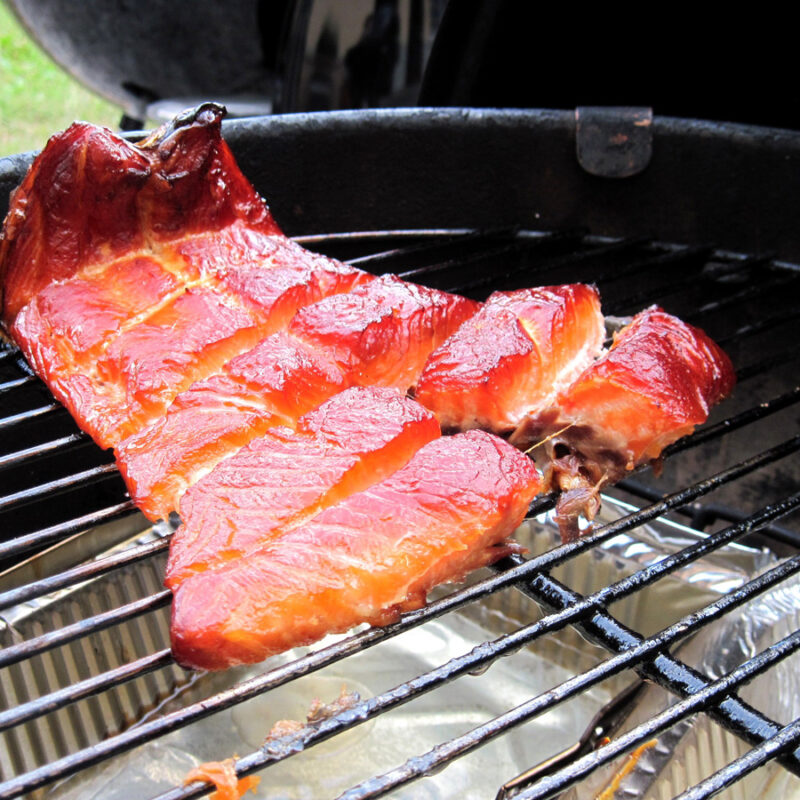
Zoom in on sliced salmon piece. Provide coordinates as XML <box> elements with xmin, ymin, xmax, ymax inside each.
<box><xmin>217</xmin><ymin>250</ymin><xmax>373</xmax><ymax>333</ymax></box>
<box><xmin>116</xmin><ymin>333</ymin><xmax>349</xmax><ymax>521</ymax></box>
<box><xmin>170</xmin><ymin>430</ymin><xmax>542</xmax><ymax>670</ymax></box>
<box><xmin>115</xmin><ymin>374</ymin><xmax>287</xmax><ymax>523</ymax></box>
<box><xmin>289</xmin><ymin>274</ymin><xmax>481</xmax><ymax>389</ymax></box>
<box><xmin>165</xmin><ymin>387</ymin><xmax>440</xmax><ymax>590</ymax></box>
<box><xmin>414</xmin><ymin>284</ymin><xmax>604</xmax><ymax>432</ymax></box>
<box><xmin>87</xmin><ymin>287</ymin><xmax>264</xmax><ymax>447</ymax></box>
<box><xmin>552</xmin><ymin>305</ymin><xmax>735</xmax><ymax>473</ymax></box>
<box><xmin>11</xmin><ymin>255</ymin><xmax>182</xmax><ymax>390</ymax></box>
<box><xmin>512</xmin><ymin>306</ymin><xmax>736</xmax><ymax>539</ymax></box>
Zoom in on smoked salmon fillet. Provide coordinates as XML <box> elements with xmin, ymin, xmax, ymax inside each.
<box><xmin>1</xmin><ymin>107</ymin><xmax>737</xmax><ymax>669</ymax></box>
<box><xmin>414</xmin><ymin>284</ymin><xmax>604</xmax><ymax>432</ymax></box>
<box><xmin>164</xmin><ymin>387</ymin><xmax>441</xmax><ymax>590</ymax></box>
<box><xmin>170</xmin><ymin>430</ymin><xmax>542</xmax><ymax>670</ymax></box>
<box><xmin>511</xmin><ymin>305</ymin><xmax>736</xmax><ymax>538</ymax></box>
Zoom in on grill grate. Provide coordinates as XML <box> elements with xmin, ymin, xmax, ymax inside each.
<box><xmin>1</xmin><ymin>228</ymin><xmax>799</xmax><ymax>799</ymax></box>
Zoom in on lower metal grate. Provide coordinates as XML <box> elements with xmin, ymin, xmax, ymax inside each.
<box><xmin>1</xmin><ymin>228</ymin><xmax>799</xmax><ymax>799</ymax></box>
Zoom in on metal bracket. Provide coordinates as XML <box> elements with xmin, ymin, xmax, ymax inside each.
<box><xmin>576</xmin><ymin>107</ymin><xmax>653</xmax><ymax>178</ymax></box>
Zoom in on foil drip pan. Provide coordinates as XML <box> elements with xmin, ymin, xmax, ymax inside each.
<box><xmin>1</xmin><ymin>497</ymin><xmax>799</xmax><ymax>800</ymax></box>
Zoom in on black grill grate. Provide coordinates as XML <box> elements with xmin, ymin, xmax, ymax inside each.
<box><xmin>1</xmin><ymin>228</ymin><xmax>799</xmax><ymax>799</ymax></box>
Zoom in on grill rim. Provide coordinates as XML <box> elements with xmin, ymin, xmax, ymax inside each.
<box><xmin>3</xmin><ymin>108</ymin><xmax>800</xmax><ymax>260</ymax></box>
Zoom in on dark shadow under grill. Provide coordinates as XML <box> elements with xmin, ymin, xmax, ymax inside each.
<box><xmin>1</xmin><ymin>227</ymin><xmax>799</xmax><ymax>800</ymax></box>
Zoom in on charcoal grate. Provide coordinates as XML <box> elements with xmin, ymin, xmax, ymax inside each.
<box><xmin>1</xmin><ymin>228</ymin><xmax>799</xmax><ymax>799</ymax></box>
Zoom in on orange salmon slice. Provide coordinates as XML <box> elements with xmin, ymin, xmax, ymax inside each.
<box><xmin>414</xmin><ymin>284</ymin><xmax>604</xmax><ymax>432</ymax></box>
<box><xmin>554</xmin><ymin>305</ymin><xmax>736</xmax><ymax>472</ymax></box>
<box><xmin>12</xmin><ymin>255</ymin><xmax>182</xmax><ymax>381</ymax></box>
<box><xmin>165</xmin><ymin>386</ymin><xmax>441</xmax><ymax>590</ymax></box>
<box><xmin>170</xmin><ymin>430</ymin><xmax>542</xmax><ymax>670</ymax></box>
<box><xmin>115</xmin><ymin>332</ymin><xmax>349</xmax><ymax>521</ymax></box>
<box><xmin>289</xmin><ymin>273</ymin><xmax>480</xmax><ymax>390</ymax></box>
<box><xmin>89</xmin><ymin>287</ymin><xmax>265</xmax><ymax>447</ymax></box>
<box><xmin>214</xmin><ymin>239</ymin><xmax>374</xmax><ymax>329</ymax></box>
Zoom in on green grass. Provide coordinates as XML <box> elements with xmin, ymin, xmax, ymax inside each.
<box><xmin>0</xmin><ymin>3</ymin><xmax>121</xmax><ymax>156</ymax></box>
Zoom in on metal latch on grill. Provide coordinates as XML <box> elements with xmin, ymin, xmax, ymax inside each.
<box><xmin>575</xmin><ymin>106</ymin><xmax>653</xmax><ymax>178</ymax></box>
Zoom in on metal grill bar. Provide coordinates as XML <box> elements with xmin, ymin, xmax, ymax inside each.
<box><xmin>0</xmin><ymin>375</ymin><xmax>34</xmax><ymax>392</ymax></box>
<box><xmin>0</xmin><ymin>501</ymin><xmax>136</xmax><ymax>561</ymax></box>
<box><xmin>686</xmin><ymin>267</ymin><xmax>798</xmax><ymax>321</ymax></box>
<box><xmin>346</xmin><ymin>226</ymin><xmax>525</xmax><ymax>271</ymax></box>
<box><xmin>602</xmin><ymin>249</ymin><xmax>721</xmax><ymax>313</ymax></box>
<box><xmin>663</xmin><ymin>387</ymin><xmax>800</xmax><ymax>455</ymax></box>
<box><xmin>397</xmin><ymin>230</ymin><xmax>597</xmax><ymax>285</ymax></box>
<box><xmin>674</xmin><ymin>719</ymin><xmax>800</xmax><ymax>800</ymax></box>
<box><xmin>0</xmin><ymin>590</ymin><xmax>171</xmax><ymax>669</ymax></box>
<box><xmin>718</xmin><ymin>307</ymin><xmax>800</xmax><ymax>348</ymax></box>
<box><xmin>0</xmin><ymin>432</ymin><xmax>88</xmax><ymax>469</ymax></box>
<box><xmin>0</xmin><ymin>537</ymin><xmax>168</xmax><ymax>609</ymax></box>
<box><xmin>0</xmin><ymin>402</ymin><xmax>59</xmax><ymax>431</ymax></box>
<box><xmin>0</xmin><ymin>650</ymin><xmax>173</xmax><ymax>733</ymax></box>
<box><xmin>441</xmin><ymin>239</ymin><xmax>700</xmax><ymax>299</ymax></box>
<box><xmin>508</xmin><ymin>565</ymin><xmax>800</xmax><ymax>780</ymax></box>
<box><xmin>515</xmin><ymin>629</ymin><xmax>800</xmax><ymax>800</ymax></box>
<box><xmin>736</xmin><ymin>347</ymin><xmax>800</xmax><ymax>382</ymax></box>
<box><xmin>0</xmin><ymin>462</ymin><xmax>119</xmax><ymax>512</ymax></box>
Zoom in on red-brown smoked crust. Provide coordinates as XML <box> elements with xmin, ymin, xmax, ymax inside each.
<box><xmin>0</xmin><ymin>104</ymin><xmax>279</xmax><ymax>327</ymax></box>
<box><xmin>554</xmin><ymin>305</ymin><xmax>735</xmax><ymax>470</ymax></box>
<box><xmin>512</xmin><ymin>306</ymin><xmax>735</xmax><ymax>540</ymax></box>
<box><xmin>289</xmin><ymin>274</ymin><xmax>481</xmax><ymax>389</ymax></box>
<box><xmin>415</xmin><ymin>284</ymin><xmax>604</xmax><ymax>431</ymax></box>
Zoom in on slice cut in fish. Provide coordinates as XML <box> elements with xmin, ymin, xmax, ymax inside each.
<box><xmin>170</xmin><ymin>429</ymin><xmax>542</xmax><ymax>670</ymax></box>
<box><xmin>165</xmin><ymin>387</ymin><xmax>441</xmax><ymax>590</ymax></box>
<box><xmin>414</xmin><ymin>284</ymin><xmax>604</xmax><ymax>432</ymax></box>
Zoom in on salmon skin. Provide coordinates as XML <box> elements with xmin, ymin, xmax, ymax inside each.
<box><xmin>511</xmin><ymin>305</ymin><xmax>736</xmax><ymax>539</ymax></box>
<box><xmin>414</xmin><ymin>284</ymin><xmax>604</xmax><ymax>432</ymax></box>
<box><xmin>164</xmin><ymin>387</ymin><xmax>441</xmax><ymax>590</ymax></box>
<box><xmin>0</xmin><ymin>103</ymin><xmax>280</xmax><ymax>327</ymax></box>
<box><xmin>170</xmin><ymin>430</ymin><xmax>542</xmax><ymax>671</ymax></box>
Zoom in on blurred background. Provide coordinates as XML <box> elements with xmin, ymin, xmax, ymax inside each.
<box><xmin>1</xmin><ymin>0</ymin><xmax>797</xmax><ymax>159</ymax></box>
<box><xmin>0</xmin><ymin>3</ymin><xmax>119</xmax><ymax>156</ymax></box>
